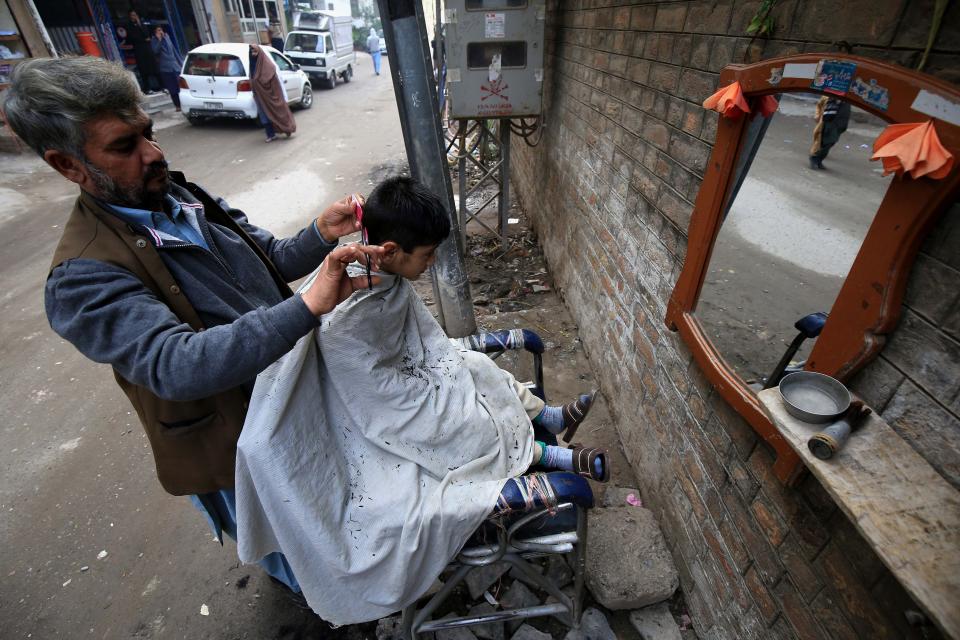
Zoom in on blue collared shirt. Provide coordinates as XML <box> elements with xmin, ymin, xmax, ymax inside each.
<box><xmin>110</xmin><ymin>194</ymin><xmax>209</xmax><ymax>249</ymax></box>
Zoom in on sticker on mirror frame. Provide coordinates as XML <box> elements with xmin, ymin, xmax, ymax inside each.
<box><xmin>767</xmin><ymin>67</ymin><xmax>783</xmax><ymax>85</ymax></box>
<box><xmin>810</xmin><ymin>60</ymin><xmax>857</xmax><ymax>95</ymax></box>
<box><xmin>850</xmin><ymin>77</ymin><xmax>889</xmax><ymax>111</ymax></box>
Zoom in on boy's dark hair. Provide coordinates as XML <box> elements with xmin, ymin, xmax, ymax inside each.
<box><xmin>363</xmin><ymin>176</ymin><xmax>450</xmax><ymax>252</ymax></box>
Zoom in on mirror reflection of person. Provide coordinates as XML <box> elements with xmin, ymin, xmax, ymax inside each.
<box><xmin>809</xmin><ymin>95</ymin><xmax>851</xmax><ymax>170</ymax></box>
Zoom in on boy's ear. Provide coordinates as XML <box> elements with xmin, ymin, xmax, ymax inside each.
<box><xmin>380</xmin><ymin>240</ymin><xmax>401</xmax><ymax>260</ymax></box>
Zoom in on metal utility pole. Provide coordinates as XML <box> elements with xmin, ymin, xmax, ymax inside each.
<box><xmin>377</xmin><ymin>0</ymin><xmax>476</xmax><ymax>337</ymax></box>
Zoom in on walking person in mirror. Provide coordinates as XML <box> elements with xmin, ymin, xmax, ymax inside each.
<box><xmin>809</xmin><ymin>95</ymin><xmax>851</xmax><ymax>170</ymax></box>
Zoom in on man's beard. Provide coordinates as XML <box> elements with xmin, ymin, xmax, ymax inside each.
<box><xmin>84</xmin><ymin>159</ymin><xmax>171</xmax><ymax>209</ymax></box>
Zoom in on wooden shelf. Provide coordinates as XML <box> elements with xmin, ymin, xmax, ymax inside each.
<box><xmin>0</xmin><ymin>34</ymin><xmax>20</xmax><ymax>41</ymax></box>
<box><xmin>757</xmin><ymin>389</ymin><xmax>960</xmax><ymax>640</ymax></box>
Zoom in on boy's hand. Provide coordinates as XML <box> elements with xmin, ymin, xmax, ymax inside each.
<box><xmin>301</xmin><ymin>244</ymin><xmax>384</xmax><ymax>316</ymax></box>
<box><xmin>315</xmin><ymin>194</ymin><xmax>364</xmax><ymax>243</ymax></box>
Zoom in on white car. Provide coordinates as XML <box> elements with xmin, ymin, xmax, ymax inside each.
<box><xmin>179</xmin><ymin>43</ymin><xmax>313</xmax><ymax>124</ymax></box>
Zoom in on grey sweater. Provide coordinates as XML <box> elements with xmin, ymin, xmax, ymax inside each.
<box><xmin>46</xmin><ymin>184</ymin><xmax>335</xmax><ymax>402</ymax></box>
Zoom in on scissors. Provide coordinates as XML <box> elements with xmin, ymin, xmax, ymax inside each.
<box><xmin>351</xmin><ymin>195</ymin><xmax>373</xmax><ymax>290</ymax></box>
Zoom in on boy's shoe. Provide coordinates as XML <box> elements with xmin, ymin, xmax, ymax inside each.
<box><xmin>561</xmin><ymin>390</ymin><xmax>597</xmax><ymax>443</ymax></box>
<box><xmin>568</xmin><ymin>444</ymin><xmax>610</xmax><ymax>482</ymax></box>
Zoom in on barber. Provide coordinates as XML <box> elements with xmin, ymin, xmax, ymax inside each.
<box><xmin>4</xmin><ymin>56</ymin><xmax>381</xmax><ymax>596</ymax></box>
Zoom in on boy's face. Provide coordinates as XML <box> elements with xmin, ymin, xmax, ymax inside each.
<box><xmin>381</xmin><ymin>243</ymin><xmax>439</xmax><ymax>280</ymax></box>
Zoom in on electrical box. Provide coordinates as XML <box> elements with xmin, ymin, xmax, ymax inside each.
<box><xmin>444</xmin><ymin>0</ymin><xmax>546</xmax><ymax>119</ymax></box>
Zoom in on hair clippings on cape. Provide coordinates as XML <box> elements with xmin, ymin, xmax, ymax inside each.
<box><xmin>351</xmin><ymin>195</ymin><xmax>373</xmax><ymax>290</ymax></box>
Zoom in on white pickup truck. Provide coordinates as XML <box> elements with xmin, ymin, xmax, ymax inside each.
<box><xmin>283</xmin><ymin>11</ymin><xmax>356</xmax><ymax>90</ymax></box>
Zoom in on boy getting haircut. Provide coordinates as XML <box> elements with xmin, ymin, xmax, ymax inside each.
<box><xmin>234</xmin><ymin>174</ymin><xmax>605</xmax><ymax>625</ymax></box>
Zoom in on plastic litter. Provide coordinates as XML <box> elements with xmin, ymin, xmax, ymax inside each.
<box><xmin>625</xmin><ymin>493</ymin><xmax>643</xmax><ymax>507</ymax></box>
<box><xmin>96</xmin><ymin>550</ymin><xmax>108</xmax><ymax>560</ymax></box>
<box><xmin>200</xmin><ymin>604</ymin><xmax>210</xmax><ymax>616</ymax></box>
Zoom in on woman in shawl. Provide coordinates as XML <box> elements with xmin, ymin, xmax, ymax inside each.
<box><xmin>249</xmin><ymin>44</ymin><xmax>296</xmax><ymax>142</ymax></box>
<box><xmin>151</xmin><ymin>27</ymin><xmax>184</xmax><ymax>111</ymax></box>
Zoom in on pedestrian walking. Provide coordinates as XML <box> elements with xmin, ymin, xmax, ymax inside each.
<box><xmin>3</xmin><ymin>55</ymin><xmax>380</xmax><ymax>604</ymax></box>
<box><xmin>367</xmin><ymin>27</ymin><xmax>381</xmax><ymax>76</ymax></box>
<box><xmin>126</xmin><ymin>10</ymin><xmax>160</xmax><ymax>93</ymax></box>
<box><xmin>151</xmin><ymin>27</ymin><xmax>184</xmax><ymax>111</ymax></box>
<box><xmin>249</xmin><ymin>44</ymin><xmax>296</xmax><ymax>142</ymax></box>
<box><xmin>267</xmin><ymin>26</ymin><xmax>284</xmax><ymax>52</ymax></box>
<box><xmin>809</xmin><ymin>95</ymin><xmax>851</xmax><ymax>170</ymax></box>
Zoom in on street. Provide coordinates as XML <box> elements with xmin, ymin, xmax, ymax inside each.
<box><xmin>0</xmin><ymin>53</ymin><xmax>405</xmax><ymax>639</ymax></box>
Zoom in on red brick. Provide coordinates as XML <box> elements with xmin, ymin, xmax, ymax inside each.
<box><xmin>717</xmin><ymin>514</ymin><xmax>751</xmax><ymax>573</ymax></box>
<box><xmin>774</xmin><ymin>577</ymin><xmax>829</xmax><ymax>640</ymax></box>
<box><xmin>684</xmin><ymin>0</ymin><xmax>734</xmax><ymax>34</ymax></box>
<box><xmin>648</xmin><ymin>62</ymin><xmax>681</xmax><ymax>93</ymax></box>
<box><xmin>808</xmin><ymin>590</ymin><xmax>859</xmax><ymax>640</ymax></box>
<box><xmin>654</xmin><ymin>3</ymin><xmax>688</xmax><ymax>31</ymax></box>
<box><xmin>612</xmin><ymin>6</ymin><xmax>630</xmax><ymax>30</ymax></box>
<box><xmin>779</xmin><ymin>533</ymin><xmax>823</xmax><ymax>603</ymax></box>
<box><xmin>817</xmin><ymin>542</ymin><xmax>898</xmax><ymax>640</ymax></box>
<box><xmin>743</xmin><ymin>565</ymin><xmax>779</xmax><ymax>625</ymax></box>
<box><xmin>630</xmin><ymin>5</ymin><xmax>656</xmax><ymax>30</ymax></box>
<box><xmin>721</xmin><ymin>485</ymin><xmax>783</xmax><ymax>586</ymax></box>
<box><xmin>750</xmin><ymin>493</ymin><xmax>787</xmax><ymax>546</ymax></box>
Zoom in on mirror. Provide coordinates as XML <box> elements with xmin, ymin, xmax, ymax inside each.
<box><xmin>695</xmin><ymin>95</ymin><xmax>892</xmax><ymax>387</ymax></box>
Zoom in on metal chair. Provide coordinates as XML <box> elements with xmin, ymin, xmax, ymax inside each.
<box><xmin>400</xmin><ymin>330</ymin><xmax>595</xmax><ymax>638</ymax></box>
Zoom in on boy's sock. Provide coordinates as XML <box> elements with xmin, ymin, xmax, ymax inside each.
<box><xmin>535</xmin><ymin>440</ymin><xmax>604</xmax><ymax>477</ymax></box>
<box><xmin>532</xmin><ymin>392</ymin><xmax>595</xmax><ymax>435</ymax></box>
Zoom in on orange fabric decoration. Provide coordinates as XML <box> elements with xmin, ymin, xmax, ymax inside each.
<box><xmin>703</xmin><ymin>82</ymin><xmax>750</xmax><ymax>118</ymax></box>
<box><xmin>757</xmin><ymin>95</ymin><xmax>779</xmax><ymax>117</ymax></box>
<box><xmin>871</xmin><ymin>120</ymin><xmax>955</xmax><ymax>180</ymax></box>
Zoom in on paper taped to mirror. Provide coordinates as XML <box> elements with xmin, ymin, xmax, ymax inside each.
<box><xmin>782</xmin><ymin>63</ymin><xmax>817</xmax><ymax>80</ymax></box>
<box><xmin>911</xmin><ymin>90</ymin><xmax>960</xmax><ymax>127</ymax></box>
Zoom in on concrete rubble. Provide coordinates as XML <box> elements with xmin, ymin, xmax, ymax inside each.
<box><xmin>585</xmin><ymin>507</ymin><xmax>679</xmax><ymax>610</ymax></box>
<box><xmin>630</xmin><ymin>603</ymin><xmax>684</xmax><ymax>640</ymax></box>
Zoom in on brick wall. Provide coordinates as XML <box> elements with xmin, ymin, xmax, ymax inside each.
<box><xmin>509</xmin><ymin>1</ymin><xmax>960</xmax><ymax>638</ymax></box>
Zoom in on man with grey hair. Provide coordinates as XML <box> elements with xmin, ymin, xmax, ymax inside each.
<box><xmin>5</xmin><ymin>55</ymin><xmax>382</xmax><ymax>600</ymax></box>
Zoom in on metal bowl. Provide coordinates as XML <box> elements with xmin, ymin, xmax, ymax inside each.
<box><xmin>778</xmin><ymin>371</ymin><xmax>851</xmax><ymax>424</ymax></box>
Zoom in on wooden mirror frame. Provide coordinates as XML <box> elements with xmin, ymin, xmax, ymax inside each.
<box><xmin>666</xmin><ymin>54</ymin><xmax>960</xmax><ymax>485</ymax></box>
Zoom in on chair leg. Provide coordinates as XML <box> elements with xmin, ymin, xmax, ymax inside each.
<box><xmin>571</xmin><ymin>507</ymin><xmax>589</xmax><ymax>628</ymax></box>
<box><xmin>400</xmin><ymin>604</ymin><xmax>416</xmax><ymax>640</ymax></box>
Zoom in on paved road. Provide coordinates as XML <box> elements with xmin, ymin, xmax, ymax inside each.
<box><xmin>0</xmin><ymin>53</ymin><xmax>404</xmax><ymax>639</ymax></box>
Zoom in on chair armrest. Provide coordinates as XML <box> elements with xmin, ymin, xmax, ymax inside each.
<box><xmin>455</xmin><ymin>329</ymin><xmax>545</xmax><ymax>355</ymax></box>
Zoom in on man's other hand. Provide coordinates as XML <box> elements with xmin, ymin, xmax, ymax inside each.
<box><xmin>315</xmin><ymin>194</ymin><xmax>364</xmax><ymax>243</ymax></box>
<box><xmin>300</xmin><ymin>244</ymin><xmax>384</xmax><ymax>316</ymax></box>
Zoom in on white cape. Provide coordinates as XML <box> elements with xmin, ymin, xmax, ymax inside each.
<box><xmin>235</xmin><ymin>274</ymin><xmax>534</xmax><ymax>625</ymax></box>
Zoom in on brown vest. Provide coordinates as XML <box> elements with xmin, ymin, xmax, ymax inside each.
<box><xmin>49</xmin><ymin>175</ymin><xmax>293</xmax><ymax>496</ymax></box>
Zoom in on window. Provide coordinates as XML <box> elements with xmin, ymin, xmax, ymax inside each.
<box><xmin>271</xmin><ymin>52</ymin><xmax>292</xmax><ymax>71</ymax></box>
<box><xmin>467</xmin><ymin>41</ymin><xmax>526</xmax><ymax>69</ymax></box>
<box><xmin>465</xmin><ymin>0</ymin><xmax>527</xmax><ymax>8</ymax></box>
<box><xmin>324</xmin><ymin>35</ymin><xmax>333</xmax><ymax>53</ymax></box>
<box><xmin>183</xmin><ymin>52</ymin><xmax>245</xmax><ymax>77</ymax></box>
<box><xmin>286</xmin><ymin>32</ymin><xmax>322</xmax><ymax>52</ymax></box>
